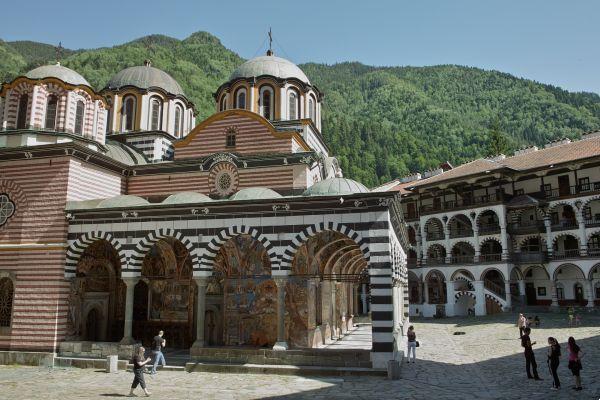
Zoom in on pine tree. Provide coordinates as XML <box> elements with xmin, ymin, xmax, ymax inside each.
<box><xmin>486</xmin><ymin>118</ymin><xmax>510</xmax><ymax>156</ymax></box>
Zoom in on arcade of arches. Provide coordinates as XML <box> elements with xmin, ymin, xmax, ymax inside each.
<box><xmin>67</xmin><ymin>232</ymin><xmax>370</xmax><ymax>351</ymax></box>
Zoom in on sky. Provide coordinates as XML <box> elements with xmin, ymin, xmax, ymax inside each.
<box><xmin>1</xmin><ymin>0</ymin><xmax>599</xmax><ymax>94</ymax></box>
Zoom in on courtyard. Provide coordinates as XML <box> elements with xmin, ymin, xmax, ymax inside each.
<box><xmin>0</xmin><ymin>312</ymin><xmax>598</xmax><ymax>399</ymax></box>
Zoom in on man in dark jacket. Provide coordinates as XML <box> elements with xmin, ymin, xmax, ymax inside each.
<box><xmin>521</xmin><ymin>327</ymin><xmax>542</xmax><ymax>380</ymax></box>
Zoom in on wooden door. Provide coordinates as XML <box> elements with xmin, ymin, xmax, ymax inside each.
<box><xmin>558</xmin><ymin>175</ymin><xmax>570</xmax><ymax>196</ymax></box>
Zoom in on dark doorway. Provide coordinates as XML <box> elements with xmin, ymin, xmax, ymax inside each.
<box><xmin>86</xmin><ymin>308</ymin><xmax>100</xmax><ymax>341</ymax></box>
<box><xmin>525</xmin><ymin>283</ymin><xmax>537</xmax><ymax>305</ymax></box>
<box><xmin>574</xmin><ymin>284</ymin><xmax>584</xmax><ymax>303</ymax></box>
<box><xmin>558</xmin><ymin>175</ymin><xmax>570</xmax><ymax>196</ymax></box>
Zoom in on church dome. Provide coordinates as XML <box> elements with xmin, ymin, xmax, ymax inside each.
<box><xmin>97</xmin><ymin>195</ymin><xmax>149</xmax><ymax>208</ymax></box>
<box><xmin>163</xmin><ymin>192</ymin><xmax>212</xmax><ymax>204</ymax></box>
<box><xmin>229</xmin><ymin>187</ymin><xmax>282</xmax><ymax>201</ymax></box>
<box><xmin>25</xmin><ymin>63</ymin><xmax>90</xmax><ymax>86</ymax></box>
<box><xmin>230</xmin><ymin>55</ymin><xmax>310</xmax><ymax>84</ymax></box>
<box><xmin>106</xmin><ymin>63</ymin><xmax>184</xmax><ymax>96</ymax></box>
<box><xmin>303</xmin><ymin>178</ymin><xmax>370</xmax><ymax>196</ymax></box>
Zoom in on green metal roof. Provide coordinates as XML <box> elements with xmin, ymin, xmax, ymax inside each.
<box><xmin>163</xmin><ymin>191</ymin><xmax>212</xmax><ymax>204</ymax></box>
<box><xmin>25</xmin><ymin>63</ymin><xmax>90</xmax><ymax>86</ymax></box>
<box><xmin>303</xmin><ymin>178</ymin><xmax>370</xmax><ymax>196</ymax></box>
<box><xmin>106</xmin><ymin>65</ymin><xmax>184</xmax><ymax>96</ymax></box>
<box><xmin>96</xmin><ymin>195</ymin><xmax>149</xmax><ymax>208</ymax></box>
<box><xmin>230</xmin><ymin>55</ymin><xmax>310</xmax><ymax>84</ymax></box>
<box><xmin>104</xmin><ymin>140</ymin><xmax>148</xmax><ymax>166</ymax></box>
<box><xmin>229</xmin><ymin>187</ymin><xmax>283</xmax><ymax>201</ymax></box>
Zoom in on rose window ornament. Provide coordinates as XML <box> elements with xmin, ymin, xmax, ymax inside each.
<box><xmin>0</xmin><ymin>194</ymin><xmax>16</xmax><ymax>227</ymax></box>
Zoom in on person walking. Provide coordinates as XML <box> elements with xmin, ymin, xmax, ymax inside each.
<box><xmin>567</xmin><ymin>337</ymin><xmax>583</xmax><ymax>391</ymax></box>
<box><xmin>521</xmin><ymin>327</ymin><xmax>542</xmax><ymax>380</ymax></box>
<box><xmin>406</xmin><ymin>325</ymin><xmax>417</xmax><ymax>363</ymax></box>
<box><xmin>129</xmin><ymin>346</ymin><xmax>152</xmax><ymax>397</ymax></box>
<box><xmin>517</xmin><ymin>313</ymin><xmax>526</xmax><ymax>338</ymax></box>
<box><xmin>547</xmin><ymin>337</ymin><xmax>561</xmax><ymax>390</ymax></box>
<box><xmin>151</xmin><ymin>330</ymin><xmax>166</xmax><ymax>375</ymax></box>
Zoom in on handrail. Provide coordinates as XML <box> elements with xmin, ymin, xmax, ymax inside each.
<box><xmin>484</xmin><ymin>279</ymin><xmax>506</xmax><ymax>299</ymax></box>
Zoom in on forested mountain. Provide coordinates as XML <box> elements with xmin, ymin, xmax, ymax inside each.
<box><xmin>1</xmin><ymin>32</ymin><xmax>599</xmax><ymax>186</ymax></box>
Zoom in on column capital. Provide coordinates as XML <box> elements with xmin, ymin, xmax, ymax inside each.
<box><xmin>193</xmin><ymin>277</ymin><xmax>210</xmax><ymax>287</ymax></box>
<box><xmin>122</xmin><ymin>277</ymin><xmax>140</xmax><ymax>287</ymax></box>
<box><xmin>273</xmin><ymin>276</ymin><xmax>289</xmax><ymax>288</ymax></box>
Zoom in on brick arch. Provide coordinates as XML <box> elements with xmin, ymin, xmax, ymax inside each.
<box><xmin>129</xmin><ymin>228</ymin><xmax>197</xmax><ymax>273</ymax></box>
<box><xmin>582</xmin><ymin>195</ymin><xmax>600</xmax><ymax>210</ymax></box>
<box><xmin>475</xmin><ymin>208</ymin><xmax>500</xmax><ymax>226</ymax></box>
<box><xmin>280</xmin><ymin>222</ymin><xmax>369</xmax><ymax>270</ymax></box>
<box><xmin>201</xmin><ymin>225</ymin><xmax>278</xmax><ymax>271</ymax></box>
<box><xmin>454</xmin><ymin>290</ymin><xmax>476</xmax><ymax>303</ymax></box>
<box><xmin>551</xmin><ymin>232</ymin><xmax>582</xmax><ymax>248</ymax></box>
<box><xmin>65</xmin><ymin>231</ymin><xmax>127</xmax><ymax>278</ymax></box>
<box><xmin>517</xmin><ymin>235</ymin><xmax>547</xmax><ymax>249</ymax></box>
<box><xmin>547</xmin><ymin>200</ymin><xmax>575</xmax><ymax>215</ymax></box>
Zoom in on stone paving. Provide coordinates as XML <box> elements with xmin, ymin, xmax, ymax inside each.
<box><xmin>0</xmin><ymin>311</ymin><xmax>598</xmax><ymax>399</ymax></box>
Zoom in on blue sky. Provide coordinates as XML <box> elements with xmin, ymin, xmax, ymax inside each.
<box><xmin>1</xmin><ymin>0</ymin><xmax>598</xmax><ymax>94</ymax></box>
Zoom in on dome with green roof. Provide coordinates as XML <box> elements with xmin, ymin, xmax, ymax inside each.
<box><xmin>96</xmin><ymin>195</ymin><xmax>149</xmax><ymax>208</ymax></box>
<box><xmin>302</xmin><ymin>178</ymin><xmax>370</xmax><ymax>196</ymax></box>
<box><xmin>229</xmin><ymin>187</ymin><xmax>282</xmax><ymax>201</ymax></box>
<box><xmin>25</xmin><ymin>63</ymin><xmax>90</xmax><ymax>86</ymax></box>
<box><xmin>106</xmin><ymin>63</ymin><xmax>185</xmax><ymax>96</ymax></box>
<box><xmin>163</xmin><ymin>192</ymin><xmax>212</xmax><ymax>204</ymax></box>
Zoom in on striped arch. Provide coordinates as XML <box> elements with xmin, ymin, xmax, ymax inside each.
<box><xmin>547</xmin><ymin>200</ymin><xmax>574</xmax><ymax>214</ymax></box>
<box><xmin>551</xmin><ymin>232</ymin><xmax>582</xmax><ymax>248</ymax></box>
<box><xmin>586</xmin><ymin>228</ymin><xmax>600</xmax><ymax>242</ymax></box>
<box><xmin>582</xmin><ymin>195</ymin><xmax>600</xmax><ymax>210</ymax></box>
<box><xmin>129</xmin><ymin>228</ymin><xmax>197</xmax><ymax>272</ymax></box>
<box><xmin>65</xmin><ymin>231</ymin><xmax>126</xmax><ymax>278</ymax></box>
<box><xmin>201</xmin><ymin>225</ymin><xmax>278</xmax><ymax>271</ymax></box>
<box><xmin>485</xmin><ymin>293</ymin><xmax>503</xmax><ymax>307</ymax></box>
<box><xmin>454</xmin><ymin>290</ymin><xmax>476</xmax><ymax>303</ymax></box>
<box><xmin>280</xmin><ymin>222</ymin><xmax>369</xmax><ymax>270</ymax></box>
<box><xmin>475</xmin><ymin>208</ymin><xmax>500</xmax><ymax>226</ymax></box>
<box><xmin>517</xmin><ymin>235</ymin><xmax>547</xmax><ymax>249</ymax></box>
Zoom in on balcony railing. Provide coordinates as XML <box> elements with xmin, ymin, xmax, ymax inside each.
<box><xmin>584</xmin><ymin>217</ymin><xmax>600</xmax><ymax>228</ymax></box>
<box><xmin>543</xmin><ymin>181</ymin><xmax>600</xmax><ymax>200</ymax></box>
<box><xmin>553</xmin><ymin>249</ymin><xmax>581</xmax><ymax>260</ymax></box>
<box><xmin>478</xmin><ymin>224</ymin><xmax>501</xmax><ymax>235</ymax></box>
<box><xmin>484</xmin><ymin>279</ymin><xmax>506</xmax><ymax>299</ymax></box>
<box><xmin>480</xmin><ymin>253</ymin><xmax>502</xmax><ymax>262</ymax></box>
<box><xmin>426</xmin><ymin>257</ymin><xmax>446</xmax><ymax>266</ymax></box>
<box><xmin>451</xmin><ymin>255</ymin><xmax>475</xmax><ymax>264</ymax></box>
<box><xmin>426</xmin><ymin>232</ymin><xmax>445</xmax><ymax>241</ymax></box>
<box><xmin>449</xmin><ymin>229</ymin><xmax>473</xmax><ymax>239</ymax></box>
<box><xmin>507</xmin><ymin>220</ymin><xmax>545</xmax><ymax>235</ymax></box>
<box><xmin>514</xmin><ymin>252</ymin><xmax>548</xmax><ymax>264</ymax></box>
<box><xmin>551</xmin><ymin>219</ymin><xmax>578</xmax><ymax>231</ymax></box>
<box><xmin>420</xmin><ymin>192</ymin><xmax>507</xmax><ymax>214</ymax></box>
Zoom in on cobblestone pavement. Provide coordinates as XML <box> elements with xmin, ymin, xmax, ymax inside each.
<box><xmin>0</xmin><ymin>312</ymin><xmax>598</xmax><ymax>399</ymax></box>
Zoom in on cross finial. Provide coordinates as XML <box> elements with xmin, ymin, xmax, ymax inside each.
<box><xmin>267</xmin><ymin>28</ymin><xmax>274</xmax><ymax>56</ymax></box>
<box><xmin>55</xmin><ymin>41</ymin><xmax>64</xmax><ymax>65</ymax></box>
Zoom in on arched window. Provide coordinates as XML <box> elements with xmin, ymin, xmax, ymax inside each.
<box><xmin>235</xmin><ymin>88</ymin><xmax>246</xmax><ymax>109</ymax></box>
<box><xmin>106</xmin><ymin>108</ymin><xmax>112</xmax><ymax>134</ymax></box>
<box><xmin>308</xmin><ymin>96</ymin><xmax>316</xmax><ymax>122</ymax></box>
<box><xmin>225</xmin><ymin>127</ymin><xmax>236</xmax><ymax>148</ymax></box>
<box><xmin>219</xmin><ymin>95</ymin><xmax>227</xmax><ymax>112</ymax></box>
<box><xmin>174</xmin><ymin>105</ymin><xmax>183</xmax><ymax>137</ymax></box>
<box><xmin>121</xmin><ymin>96</ymin><xmax>136</xmax><ymax>132</ymax></box>
<box><xmin>259</xmin><ymin>86</ymin><xmax>274</xmax><ymax>120</ymax></box>
<box><xmin>0</xmin><ymin>277</ymin><xmax>14</xmax><ymax>328</ymax></box>
<box><xmin>288</xmin><ymin>90</ymin><xmax>299</xmax><ymax>119</ymax></box>
<box><xmin>16</xmin><ymin>94</ymin><xmax>29</xmax><ymax>129</ymax></box>
<box><xmin>45</xmin><ymin>95</ymin><xmax>58</xmax><ymax>130</ymax></box>
<box><xmin>74</xmin><ymin>100</ymin><xmax>85</xmax><ymax>135</ymax></box>
<box><xmin>149</xmin><ymin>97</ymin><xmax>162</xmax><ymax>131</ymax></box>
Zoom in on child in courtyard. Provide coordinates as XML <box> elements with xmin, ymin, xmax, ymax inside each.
<box><xmin>567</xmin><ymin>337</ymin><xmax>583</xmax><ymax>391</ymax></box>
<box><xmin>129</xmin><ymin>346</ymin><xmax>152</xmax><ymax>397</ymax></box>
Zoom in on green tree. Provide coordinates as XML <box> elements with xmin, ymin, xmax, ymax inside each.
<box><xmin>486</xmin><ymin>118</ymin><xmax>510</xmax><ymax>156</ymax></box>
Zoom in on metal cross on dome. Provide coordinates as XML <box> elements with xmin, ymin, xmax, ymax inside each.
<box><xmin>55</xmin><ymin>42</ymin><xmax>64</xmax><ymax>64</ymax></box>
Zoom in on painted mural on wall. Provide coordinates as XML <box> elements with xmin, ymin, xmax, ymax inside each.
<box><xmin>214</xmin><ymin>235</ymin><xmax>277</xmax><ymax>347</ymax></box>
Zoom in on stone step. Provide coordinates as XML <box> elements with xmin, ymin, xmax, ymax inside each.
<box><xmin>54</xmin><ymin>356</ymin><xmax>128</xmax><ymax>370</ymax></box>
<box><xmin>184</xmin><ymin>361</ymin><xmax>386</xmax><ymax>377</ymax></box>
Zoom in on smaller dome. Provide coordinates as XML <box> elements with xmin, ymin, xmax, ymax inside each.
<box><xmin>104</xmin><ymin>140</ymin><xmax>148</xmax><ymax>166</ymax></box>
<box><xmin>97</xmin><ymin>195</ymin><xmax>149</xmax><ymax>208</ymax></box>
<box><xmin>106</xmin><ymin>64</ymin><xmax>184</xmax><ymax>96</ymax></box>
<box><xmin>229</xmin><ymin>187</ymin><xmax>282</xmax><ymax>201</ymax></box>
<box><xmin>303</xmin><ymin>178</ymin><xmax>370</xmax><ymax>196</ymax></box>
<box><xmin>230</xmin><ymin>55</ymin><xmax>310</xmax><ymax>84</ymax></box>
<box><xmin>25</xmin><ymin>63</ymin><xmax>90</xmax><ymax>86</ymax></box>
<box><xmin>163</xmin><ymin>192</ymin><xmax>212</xmax><ymax>204</ymax></box>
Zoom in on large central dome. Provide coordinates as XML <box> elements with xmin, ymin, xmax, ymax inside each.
<box><xmin>106</xmin><ymin>64</ymin><xmax>184</xmax><ymax>96</ymax></box>
<box><xmin>25</xmin><ymin>64</ymin><xmax>90</xmax><ymax>87</ymax></box>
<box><xmin>230</xmin><ymin>55</ymin><xmax>310</xmax><ymax>84</ymax></box>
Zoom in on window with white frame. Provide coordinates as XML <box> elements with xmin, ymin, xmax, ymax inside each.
<box><xmin>259</xmin><ymin>86</ymin><xmax>274</xmax><ymax>120</ymax></box>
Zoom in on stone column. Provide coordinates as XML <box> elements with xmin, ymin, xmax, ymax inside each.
<box><xmin>361</xmin><ymin>283</ymin><xmax>368</xmax><ymax>314</ymax></box>
<box><xmin>586</xmin><ymin>280</ymin><xmax>594</xmax><ymax>308</ymax></box>
<box><xmin>473</xmin><ymin>226</ymin><xmax>480</xmax><ymax>263</ymax></box>
<box><xmin>445</xmin><ymin>280</ymin><xmax>455</xmax><ymax>317</ymax></box>
<box><xmin>121</xmin><ymin>277</ymin><xmax>139</xmax><ymax>344</ymax></box>
<box><xmin>577</xmin><ymin>211</ymin><xmax>587</xmax><ymax>256</ymax></box>
<box><xmin>551</xmin><ymin>281</ymin><xmax>559</xmax><ymax>307</ymax></box>
<box><xmin>331</xmin><ymin>281</ymin><xmax>338</xmax><ymax>339</ymax></box>
<box><xmin>518</xmin><ymin>280</ymin><xmax>526</xmax><ymax>305</ymax></box>
<box><xmin>474</xmin><ymin>280</ymin><xmax>486</xmax><ymax>316</ymax></box>
<box><xmin>544</xmin><ymin>216</ymin><xmax>553</xmax><ymax>257</ymax></box>
<box><xmin>419</xmin><ymin>224</ymin><xmax>428</xmax><ymax>265</ymax></box>
<box><xmin>353</xmin><ymin>283</ymin><xmax>359</xmax><ymax>317</ymax></box>
<box><xmin>500</xmin><ymin>226</ymin><xmax>509</xmax><ymax>261</ymax></box>
<box><xmin>192</xmin><ymin>277</ymin><xmax>209</xmax><ymax>348</ymax></box>
<box><xmin>444</xmin><ymin>224</ymin><xmax>452</xmax><ymax>264</ymax></box>
<box><xmin>504</xmin><ymin>281</ymin><xmax>512</xmax><ymax>309</ymax></box>
<box><xmin>392</xmin><ymin>281</ymin><xmax>400</xmax><ymax>332</ymax></box>
<box><xmin>273</xmin><ymin>277</ymin><xmax>289</xmax><ymax>350</ymax></box>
